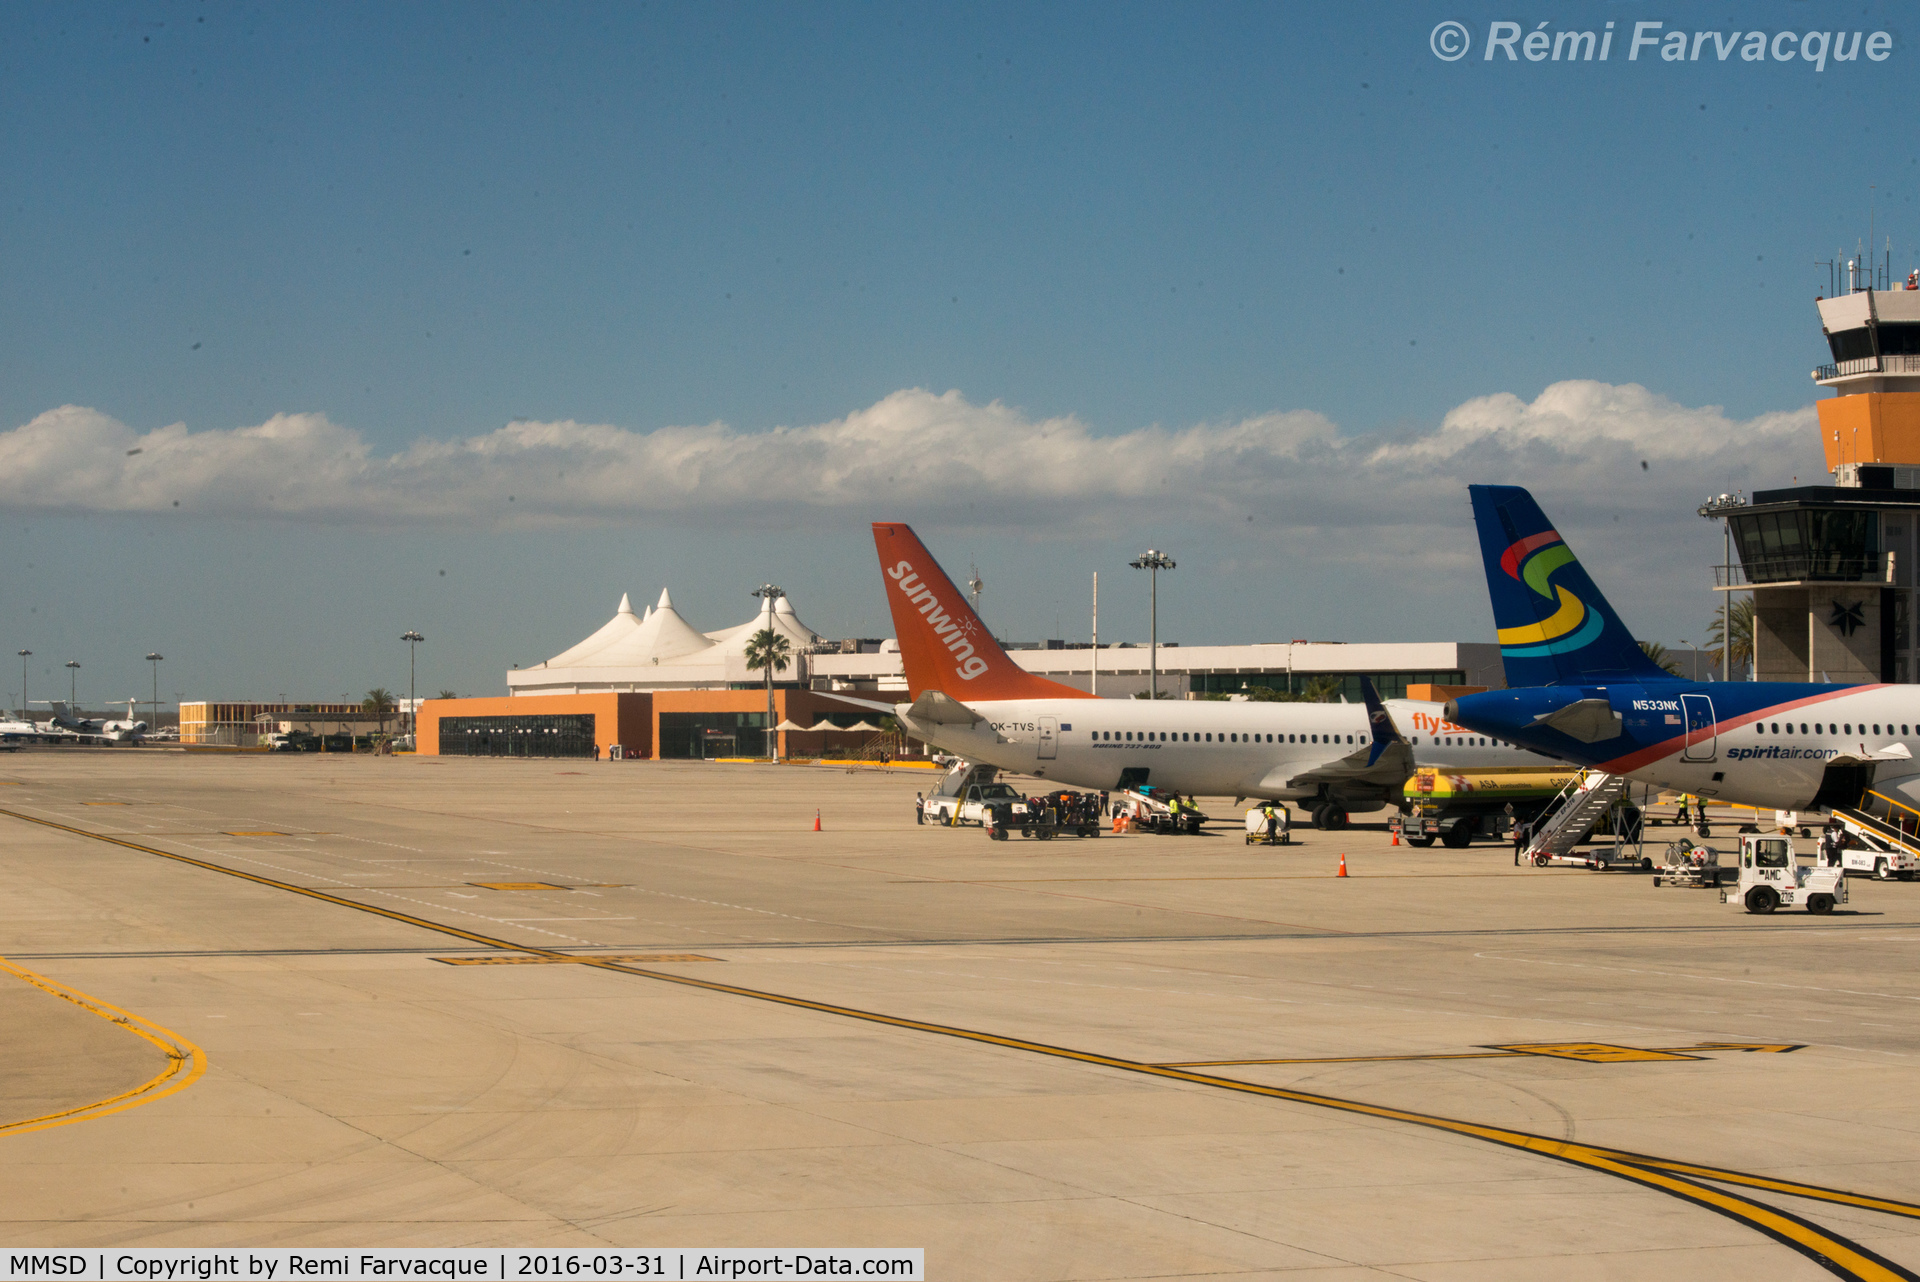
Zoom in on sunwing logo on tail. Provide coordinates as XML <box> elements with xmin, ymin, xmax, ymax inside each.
<box><xmin>1495</xmin><ymin>530</ymin><xmax>1604</xmax><ymax>659</ymax></box>
<box><xmin>887</xmin><ymin>560</ymin><xmax>989</xmax><ymax>681</ymax></box>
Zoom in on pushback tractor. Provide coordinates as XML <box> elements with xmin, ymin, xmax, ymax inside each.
<box><xmin>1717</xmin><ymin>834</ymin><xmax>1848</xmax><ymax>915</ymax></box>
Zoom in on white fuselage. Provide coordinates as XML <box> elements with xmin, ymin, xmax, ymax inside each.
<box><xmin>899</xmin><ymin>698</ymin><xmax>1548</xmax><ymax>805</ymax></box>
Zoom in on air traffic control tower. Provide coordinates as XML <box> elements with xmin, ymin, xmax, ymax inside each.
<box><xmin>1707</xmin><ymin>258</ymin><xmax>1920</xmax><ymax>684</ymax></box>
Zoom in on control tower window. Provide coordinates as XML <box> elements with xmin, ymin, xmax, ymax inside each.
<box><xmin>1731</xmin><ymin>510</ymin><xmax>1878</xmax><ymax>583</ymax></box>
<box><xmin>1827</xmin><ymin>323</ymin><xmax>1920</xmax><ymax>363</ymax></box>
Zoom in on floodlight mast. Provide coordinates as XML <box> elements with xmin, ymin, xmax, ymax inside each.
<box><xmin>401</xmin><ymin>632</ymin><xmax>424</xmax><ymax>745</ymax></box>
<box><xmin>64</xmin><ymin>659</ymin><xmax>80</xmax><ymax>716</ymax></box>
<box><xmin>146</xmin><ymin>653</ymin><xmax>164</xmax><ymax>730</ymax></box>
<box><xmin>17</xmin><ymin>650</ymin><xmax>30</xmax><ymax>718</ymax></box>
<box><xmin>1128</xmin><ymin>550</ymin><xmax>1176</xmax><ymax>700</ymax></box>
<box><xmin>751</xmin><ymin>584</ymin><xmax>786</xmax><ymax>761</ymax></box>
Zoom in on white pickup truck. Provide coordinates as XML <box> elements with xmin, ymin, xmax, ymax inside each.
<box><xmin>916</xmin><ymin>761</ymin><xmax>1030</xmax><ymax>827</ymax></box>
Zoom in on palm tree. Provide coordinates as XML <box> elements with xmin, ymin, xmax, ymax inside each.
<box><xmin>1707</xmin><ymin>596</ymin><xmax>1755</xmax><ymax>677</ymax></box>
<box><xmin>743</xmin><ymin>628</ymin><xmax>792</xmax><ymax>761</ymax></box>
<box><xmin>1637</xmin><ymin>641</ymin><xmax>1684</xmax><ymax>677</ymax></box>
<box><xmin>436</xmin><ymin>689</ymin><xmax>459</xmax><ymax>701</ymax></box>
<box><xmin>362</xmin><ymin>688</ymin><xmax>396</xmax><ymax>736</ymax></box>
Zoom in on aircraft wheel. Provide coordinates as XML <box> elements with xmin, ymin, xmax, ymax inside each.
<box><xmin>1324</xmin><ymin>808</ymin><xmax>1349</xmax><ymax>831</ymax></box>
<box><xmin>1744</xmin><ymin>886</ymin><xmax>1779</xmax><ymax>914</ymax></box>
<box><xmin>1310</xmin><ymin>805</ymin><xmax>1329</xmax><ymax>830</ymax></box>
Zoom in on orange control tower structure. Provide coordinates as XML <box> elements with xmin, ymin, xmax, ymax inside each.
<box><xmin>1814</xmin><ymin>259</ymin><xmax>1920</xmax><ymax>483</ymax></box>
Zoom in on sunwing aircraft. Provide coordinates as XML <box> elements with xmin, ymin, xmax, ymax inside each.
<box><xmin>860</xmin><ymin>522</ymin><xmax>1544</xmax><ymax>828</ymax></box>
<box><xmin>1446</xmin><ymin>484</ymin><xmax>1918</xmax><ymax>813</ymax></box>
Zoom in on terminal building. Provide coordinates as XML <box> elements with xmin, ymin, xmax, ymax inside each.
<box><xmin>1705</xmin><ymin>265</ymin><xmax>1920</xmax><ymax>683</ymax></box>
<box><xmin>417</xmin><ymin>589</ymin><xmax>1504</xmax><ymax>759</ymax></box>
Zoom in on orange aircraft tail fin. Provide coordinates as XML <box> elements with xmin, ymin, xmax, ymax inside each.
<box><xmin>872</xmin><ymin>523</ymin><xmax>1094</xmax><ymax>701</ymax></box>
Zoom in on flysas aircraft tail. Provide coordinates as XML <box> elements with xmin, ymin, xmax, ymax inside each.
<box><xmin>873</xmin><ymin>523</ymin><xmax>1094</xmax><ymax>701</ymax></box>
<box><xmin>1469</xmin><ymin>485</ymin><xmax>1671</xmax><ymax>687</ymax></box>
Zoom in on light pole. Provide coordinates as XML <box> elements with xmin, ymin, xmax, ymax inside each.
<box><xmin>64</xmin><ymin>659</ymin><xmax>80</xmax><ymax>717</ymax></box>
<box><xmin>17</xmin><ymin>650</ymin><xmax>29</xmax><ymax>717</ymax></box>
<box><xmin>1697</xmin><ymin>493</ymin><xmax>1748</xmax><ymax>682</ymax></box>
<box><xmin>145</xmin><ymin>653</ymin><xmax>164</xmax><ymax>729</ymax></box>
<box><xmin>750</xmin><ymin>585</ymin><xmax>785</xmax><ymax>761</ymax></box>
<box><xmin>401</xmin><ymin>632</ymin><xmax>424</xmax><ymax>745</ymax></box>
<box><xmin>1128</xmin><ymin>549</ymin><xmax>1176</xmax><ymax>700</ymax></box>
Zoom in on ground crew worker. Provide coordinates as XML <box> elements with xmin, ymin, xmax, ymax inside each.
<box><xmin>1674</xmin><ymin>795</ymin><xmax>1691</xmax><ymax>827</ymax></box>
<box><xmin>1265</xmin><ymin>804</ymin><xmax>1282</xmax><ymax>845</ymax></box>
<box><xmin>1512</xmin><ymin>818</ymin><xmax>1532</xmax><ymax>864</ymax></box>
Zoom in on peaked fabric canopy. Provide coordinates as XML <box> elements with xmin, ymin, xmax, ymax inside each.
<box><xmin>530</xmin><ymin>588</ymin><xmax>714</xmax><ymax>670</ymax></box>
<box><xmin>538</xmin><ymin>593</ymin><xmax>641</xmax><ymax>669</ymax></box>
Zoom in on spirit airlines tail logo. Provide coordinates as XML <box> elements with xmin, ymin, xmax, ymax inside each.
<box><xmin>888</xmin><ymin>560</ymin><xmax>989</xmax><ymax>681</ymax></box>
<box><xmin>1495</xmin><ymin>530</ymin><xmax>1604</xmax><ymax>658</ymax></box>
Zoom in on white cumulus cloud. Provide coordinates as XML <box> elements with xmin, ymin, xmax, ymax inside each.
<box><xmin>0</xmin><ymin>384</ymin><xmax>1821</xmax><ymax>556</ymax></box>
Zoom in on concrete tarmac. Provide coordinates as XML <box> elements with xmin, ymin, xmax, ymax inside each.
<box><xmin>2</xmin><ymin>752</ymin><xmax>1919</xmax><ymax>1278</ymax></box>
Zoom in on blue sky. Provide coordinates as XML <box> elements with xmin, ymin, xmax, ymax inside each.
<box><xmin>0</xmin><ymin>2</ymin><xmax>1910</xmax><ymax>708</ymax></box>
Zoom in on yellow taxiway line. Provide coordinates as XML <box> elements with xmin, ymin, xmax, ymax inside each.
<box><xmin>2</xmin><ymin>803</ymin><xmax>1914</xmax><ymax>1281</ymax></box>
<box><xmin>0</xmin><ymin>957</ymin><xmax>207</xmax><ymax>1140</ymax></box>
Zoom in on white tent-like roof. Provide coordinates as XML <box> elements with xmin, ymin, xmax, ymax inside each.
<box><xmin>590</xmin><ymin>589</ymin><xmax>716</xmax><ymax>666</ymax></box>
<box><xmin>537</xmin><ymin>593</ymin><xmax>642</xmax><ymax>669</ymax></box>
<box><xmin>509</xmin><ymin>587</ymin><xmax>831</xmax><ymax>696</ymax></box>
<box><xmin>527</xmin><ymin>589</ymin><xmax>715</xmax><ymax>673</ymax></box>
<box><xmin>704</xmin><ymin>594</ymin><xmax>821</xmax><ymax>659</ymax></box>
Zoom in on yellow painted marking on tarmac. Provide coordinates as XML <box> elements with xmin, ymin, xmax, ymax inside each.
<box><xmin>1</xmin><ymin>804</ymin><xmax>1914</xmax><ymax>1280</ymax></box>
<box><xmin>83</xmin><ymin>802</ymin><xmax>130</xmax><ymax>806</ymax></box>
<box><xmin>222</xmin><ymin>831</ymin><xmax>286</xmax><ymax>837</ymax></box>
<box><xmin>469</xmin><ymin>881</ymin><xmax>569</xmax><ymax>891</ymax></box>
<box><xmin>1165</xmin><ymin>1042</ymin><xmax>1804</xmax><ymax>1068</ymax></box>
<box><xmin>1165</xmin><ymin>1051</ymin><xmax>1516</xmax><ymax>1067</ymax></box>
<box><xmin>434</xmin><ymin>953</ymin><xmax>719</xmax><ymax>966</ymax></box>
<box><xmin>1494</xmin><ymin>1042</ymin><xmax>1705</xmax><ymax>1063</ymax></box>
<box><xmin>0</xmin><ymin>957</ymin><xmax>207</xmax><ymax>1140</ymax></box>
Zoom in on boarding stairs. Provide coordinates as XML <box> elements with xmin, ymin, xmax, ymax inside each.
<box><xmin>1830</xmin><ymin>791</ymin><xmax>1920</xmax><ymax>877</ymax></box>
<box><xmin>1523</xmin><ymin>771</ymin><xmax>1632</xmax><ymax>867</ymax></box>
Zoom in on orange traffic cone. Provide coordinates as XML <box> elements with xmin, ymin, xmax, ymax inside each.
<box><xmin>1390</xmin><ymin>829</ymin><xmax>1400</xmax><ymax>847</ymax></box>
<box><xmin>813</xmin><ymin>809</ymin><xmax>822</xmax><ymax>832</ymax></box>
<box><xmin>1337</xmin><ymin>852</ymin><xmax>1348</xmax><ymax>877</ymax></box>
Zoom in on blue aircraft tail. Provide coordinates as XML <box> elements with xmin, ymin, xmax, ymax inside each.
<box><xmin>1468</xmin><ymin>484</ymin><xmax>1672</xmax><ymax>688</ymax></box>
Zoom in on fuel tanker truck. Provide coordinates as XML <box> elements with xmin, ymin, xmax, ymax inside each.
<box><xmin>1391</xmin><ymin>766</ymin><xmax>1579</xmax><ymax>848</ymax></box>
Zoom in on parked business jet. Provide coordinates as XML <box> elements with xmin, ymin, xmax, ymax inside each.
<box><xmin>31</xmin><ymin>701</ymin><xmax>103</xmax><ymax>738</ymax></box>
<box><xmin>100</xmin><ymin>699</ymin><xmax>149</xmax><ymax>742</ymax></box>
<box><xmin>861</xmin><ymin>523</ymin><xmax>1541</xmax><ymax>828</ymax></box>
<box><xmin>29</xmin><ymin>699</ymin><xmax>146</xmax><ymax>742</ymax></box>
<box><xmin>1446</xmin><ymin>484</ymin><xmax>1920</xmax><ymax>813</ymax></box>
